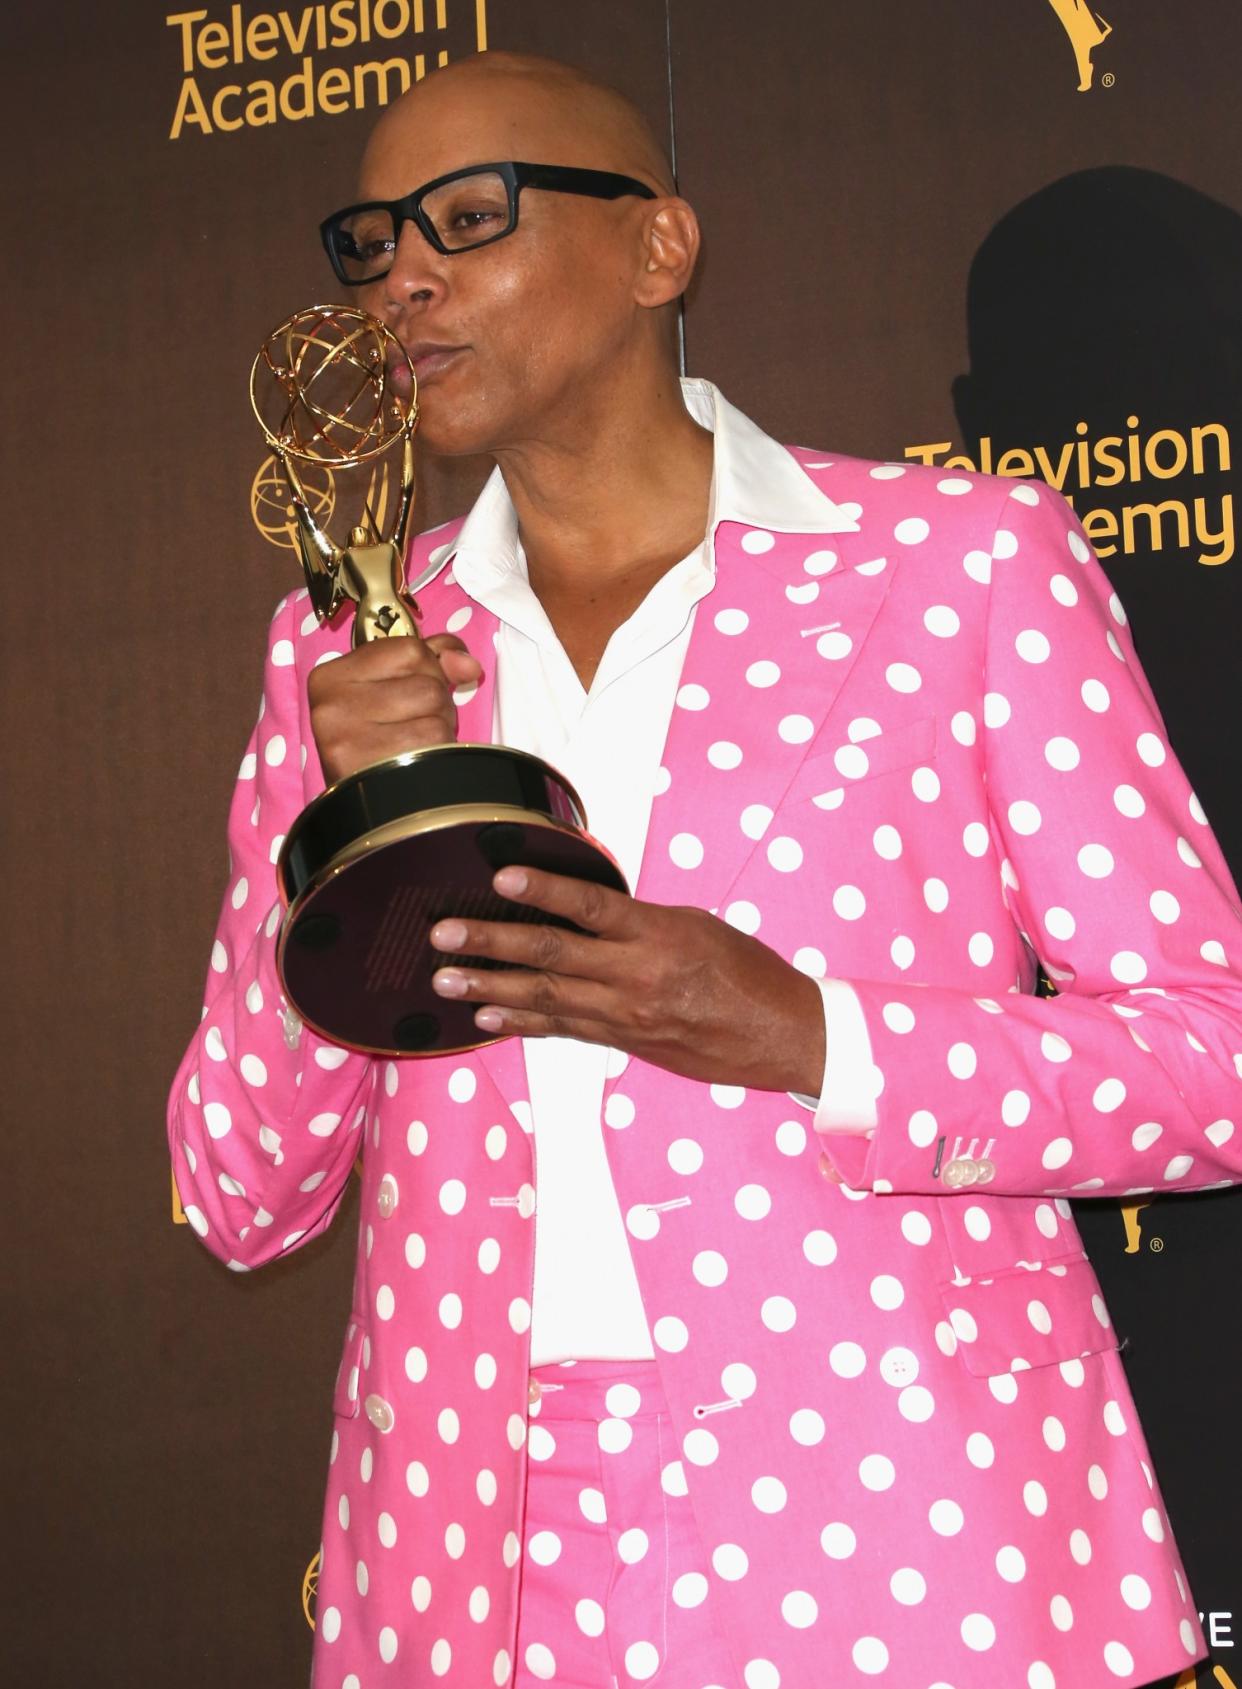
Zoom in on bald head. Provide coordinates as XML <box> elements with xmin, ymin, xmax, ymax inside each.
<box><xmin>363</xmin><ymin>51</ymin><xmax>676</xmax><ymax>198</ymax></box>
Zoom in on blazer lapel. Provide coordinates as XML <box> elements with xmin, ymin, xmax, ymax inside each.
<box><xmin>633</xmin><ymin>521</ymin><xmax>897</xmax><ymax>920</ymax></box>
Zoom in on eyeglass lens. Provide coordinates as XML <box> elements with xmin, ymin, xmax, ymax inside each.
<box><xmin>335</xmin><ymin>170</ymin><xmax>514</xmax><ymax>280</ymax></box>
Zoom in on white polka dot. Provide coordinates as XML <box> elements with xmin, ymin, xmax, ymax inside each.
<box><xmin>724</xmin><ymin>899</ymin><xmax>761</xmax><ymax>935</ymax></box>
<box><xmin>959</xmin><ymin>1612</ymin><xmax>996</xmax><ymax>1652</ymax></box>
<box><xmin>753</xmin><ymin>1476</ymin><xmax>788</xmax><ymax>1514</ymax></box>
<box><xmin>859</xmin><ymin>1455</ymin><xmax>896</xmax><ymax>1491</ymax></box>
<box><xmin>924</xmin><ymin>878</ymin><xmax>949</xmax><ymax>913</ymax></box>
<box><xmin>746</xmin><ymin>660</ymin><xmax>780</xmax><ymax>688</ymax></box>
<box><xmin>924</xmin><ymin>605</ymin><xmax>960</xmax><ymax>637</ymax></box>
<box><xmin>708</xmin><ymin>739</ymin><xmax>743</xmax><ymax>769</ymax></box>
<box><xmin>886</xmin><ymin>662</ymin><xmax>922</xmax><ymax>693</ymax></box>
<box><xmin>672</xmin><ymin>1573</ymin><xmax>707</xmax><ymax>1609</ymax></box>
<box><xmin>1111</xmin><ymin>951</ymin><xmax>1147</xmax><ymax>984</ymax></box>
<box><xmin>779</xmin><ymin>713</ymin><xmax>815</xmax><ymax>744</ymax></box>
<box><xmin>668</xmin><ymin>1138</ymin><xmax>704</xmax><ymax>1174</ymax></box>
<box><xmin>741</xmin><ymin>529</ymin><xmax>775</xmax><ymax>554</ymax></box>
<box><xmin>1044</xmin><ymin>1415</ymin><xmax>1067</xmax><ymax>1452</ymax></box>
<box><xmin>992</xmin><ymin>529</ymin><xmax>1019</xmax><ymax>559</ymax></box>
<box><xmin>820</xmin><ymin>1522</ymin><xmax>856</xmax><ymax>1558</ymax></box>
<box><xmin>870</xmin><ymin>1274</ymin><xmax>904</xmax><ymax>1310</ymax></box>
<box><xmin>1041</xmin><ymin>1031</ymin><xmax>1072</xmax><ymax>1063</ymax></box>
<box><xmin>669</xmin><ymin>832</ymin><xmax>704</xmax><ymax>869</ymax></box>
<box><xmin>888</xmin><ymin>1567</ymin><xmax>926</xmax><ymax>1606</ymax></box>
<box><xmin>617</xmin><ymin>1527</ymin><xmax>650</xmax><ymax>1565</ymax></box>
<box><xmin>964</xmin><ymin>549</ymin><xmax>992</xmax><ymax>584</ymax></box>
<box><xmin>523</xmin><ymin>1643</ymin><xmax>555</xmax><ymax>1680</ymax></box>
<box><xmin>790</xmin><ymin>1409</ymin><xmax>826</xmax><ymax>1446</ymax></box>
<box><xmin>780</xmin><ymin>1590</ymin><xmax>818</xmax><ymax>1628</ymax></box>
<box><xmin>263</xmin><ymin>734</ymin><xmax>287</xmax><ymax>767</ymax></box>
<box><xmin>901</xmin><ymin>1211</ymin><xmax>932</xmax><ymax>1245</ymax></box>
<box><xmin>852</xmin><ymin>1637</ymin><xmax>889</xmax><ymax>1675</ymax></box>
<box><xmin>1009</xmin><ymin>800</ymin><xmax>1042</xmax><ymax>835</ymax></box>
<box><xmin>447</xmin><ymin>1067</ymin><xmax>476</xmax><ymax>1103</ymax></box>
<box><xmin>996</xmin><ymin>1545</ymin><xmax>1026</xmax><ymax>1582</ymax></box>
<box><xmin>817</xmin><ymin>630</ymin><xmax>854</xmax><ymax>660</ymax></box>
<box><xmin>899</xmin><ymin>1385</ymin><xmax>935</xmax><ymax>1422</ymax></box>
<box><xmin>721</xmin><ymin>1362</ymin><xmax>757</xmax><ymax>1400</ymax></box>
<box><xmin>1078</xmin><ymin>843</ymin><xmax>1115</xmax><ymax>878</ymax></box>
<box><xmin>744</xmin><ymin>1662</ymin><xmax>781</xmax><ymax>1689</ymax></box>
<box><xmin>1104</xmin><ymin>1641</ymin><xmax>1136</xmax><ymax>1678</ymax></box>
<box><xmin>683</xmin><ymin>1428</ymin><xmax>719</xmax><ymax>1466</ymax></box>
<box><xmin>1016</xmin><ymin>629</ymin><xmax>1051</xmax><ymax>664</ymax></box>
<box><xmin>911</xmin><ymin>767</ymin><xmax>940</xmax><ymax>802</ymax></box>
<box><xmin>1024</xmin><ymin>1481</ymin><xmax>1049</xmax><ymax>1517</ymax></box>
<box><xmin>830</xmin><ymin>1341</ymin><xmax>866</xmax><ymax>1378</ymax></box>
<box><xmin>835</xmin><ymin>744</ymin><xmax>870</xmax><ymax>780</ymax></box>
<box><xmin>929</xmin><ymin>1498</ymin><xmax>963</xmax><ymax>1535</ymax></box>
<box><xmin>891</xmin><ymin>935</ymin><xmax>916</xmax><ymax>969</ymax></box>
<box><xmin>895</xmin><ymin>517</ymin><xmax>930</xmax><ymax>545</ymax></box>
<box><xmin>767</xmin><ymin>835</ymin><xmax>803</xmax><ymax>872</ymax></box>
<box><xmin>1042</xmin><ymin>1137</ymin><xmax>1073</xmax><ymax>1170</ymax></box>
<box><xmin>793</xmin><ymin>946</ymin><xmax>827</xmax><ymax>977</ymax></box>
<box><xmin>1028</xmin><ymin>1299</ymin><xmax>1053</xmax><ymax>1335</ymax></box>
<box><xmin>712</xmin><ymin>1542</ymin><xmax>749</xmax><ymax>1580</ymax></box>
<box><xmin>873</xmin><ymin>824</ymin><xmax>903</xmax><ymax>861</ymax></box>
<box><xmin>653</xmin><ymin>1315</ymin><xmax>689</xmax><ymax>1352</ymax></box>
<box><xmin>761</xmin><ymin>1295</ymin><xmax>797</xmax><ymax>1331</ymax></box>
<box><xmin>740</xmin><ymin>804</ymin><xmax>773</xmax><ymax>840</ymax></box>
<box><xmin>320</xmin><ymin>1606</ymin><xmax>341</xmax><ymax>1643</ymax></box>
<box><xmin>967</xmin><ymin>1432</ymin><xmax>995</xmax><ymax>1468</ymax></box>
<box><xmin>833</xmin><ymin>884</ymin><xmax>866</xmax><ymax>921</ymax></box>
<box><xmin>948</xmin><ymin>1041</ymin><xmax>977</xmax><ymax>1079</ymax></box>
<box><xmin>676</xmin><ymin>682</ymin><xmax>710</xmax><ymax>710</ymax></box>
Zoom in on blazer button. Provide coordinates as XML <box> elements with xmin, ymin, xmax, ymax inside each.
<box><xmin>975</xmin><ymin>1159</ymin><xmax>996</xmax><ymax>1185</ymax></box>
<box><xmin>528</xmin><ymin>1378</ymin><xmax>543</xmax><ymax>1405</ymax></box>
<box><xmin>941</xmin><ymin>1158</ymin><xmax>974</xmax><ymax>1188</ymax></box>
<box><xmin>377</xmin><ymin>1175</ymin><xmax>398</xmax><ymax>1218</ymax></box>
<box><xmin>364</xmin><ymin>1394</ymin><xmax>394</xmax><ymax>1432</ymax></box>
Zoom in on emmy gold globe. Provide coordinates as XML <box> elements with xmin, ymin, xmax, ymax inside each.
<box><xmin>249</xmin><ymin>304</ymin><xmax>626</xmax><ymax>1058</ymax></box>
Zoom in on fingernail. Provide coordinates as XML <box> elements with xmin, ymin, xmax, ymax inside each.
<box><xmin>494</xmin><ymin>868</ymin><xmax>528</xmax><ymax>897</ymax></box>
<box><xmin>433</xmin><ymin>969</ymin><xmax>469</xmax><ymax>997</ymax></box>
<box><xmin>431</xmin><ymin>920</ymin><xmax>469</xmax><ymax>951</ymax></box>
<box><xmin>475</xmin><ymin>1007</ymin><xmax>504</xmax><ymax>1031</ymax></box>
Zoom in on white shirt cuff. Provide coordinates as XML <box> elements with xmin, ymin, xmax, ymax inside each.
<box><xmin>787</xmin><ymin>978</ymin><xmax>880</xmax><ymax>1135</ymax></box>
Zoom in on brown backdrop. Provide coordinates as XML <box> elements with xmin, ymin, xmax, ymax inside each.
<box><xmin>3</xmin><ymin>3</ymin><xmax>1238</xmax><ymax>1683</ymax></box>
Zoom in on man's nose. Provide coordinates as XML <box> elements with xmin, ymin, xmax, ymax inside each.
<box><xmin>374</xmin><ymin>219</ymin><xmax>448</xmax><ymax>317</ymax></box>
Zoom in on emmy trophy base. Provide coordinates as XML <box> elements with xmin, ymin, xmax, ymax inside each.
<box><xmin>275</xmin><ymin>746</ymin><xmax>627</xmax><ymax>1057</ymax></box>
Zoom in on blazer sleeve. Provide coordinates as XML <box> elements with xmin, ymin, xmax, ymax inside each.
<box><xmin>819</xmin><ymin>481</ymin><xmax>1242</xmax><ymax>1199</ymax></box>
<box><xmin>166</xmin><ymin>592</ymin><xmax>373</xmax><ymax>1270</ymax></box>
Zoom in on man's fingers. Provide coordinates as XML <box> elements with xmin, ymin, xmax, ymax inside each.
<box><xmin>430</xmin><ymin>915</ymin><xmax>611</xmax><ymax>976</ymax></box>
<box><xmin>489</xmin><ymin>866</ymin><xmax>632</xmax><ymax>935</ymax></box>
<box><xmin>424</xmin><ymin>632</ymin><xmax>484</xmax><ymax>683</ymax></box>
<box><xmin>432</xmin><ymin>962</ymin><xmax>615</xmax><ymax>1028</ymax></box>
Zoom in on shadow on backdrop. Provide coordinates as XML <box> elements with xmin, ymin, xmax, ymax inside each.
<box><xmin>954</xmin><ymin>164</ymin><xmax>1242</xmax><ymax>872</ymax></box>
<box><xmin>956</xmin><ymin>166</ymin><xmax>1242</xmax><ymax>1689</ymax></box>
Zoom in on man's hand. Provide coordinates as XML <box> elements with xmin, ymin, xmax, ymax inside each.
<box><xmin>308</xmin><ymin>634</ymin><xmax>482</xmax><ymax>784</ymax></box>
<box><xmin>429</xmin><ymin>867</ymin><xmax>827</xmax><ymax>1095</ymax></box>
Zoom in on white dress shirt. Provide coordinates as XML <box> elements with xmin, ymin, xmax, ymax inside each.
<box><xmin>446</xmin><ymin>380</ymin><xmax>876</xmax><ymax>1364</ymax></box>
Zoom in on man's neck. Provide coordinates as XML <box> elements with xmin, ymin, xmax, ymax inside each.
<box><xmin>492</xmin><ymin>370</ymin><xmax>715</xmax><ymax>687</ymax></box>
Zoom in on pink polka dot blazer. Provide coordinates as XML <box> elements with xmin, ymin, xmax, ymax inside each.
<box><xmin>169</xmin><ymin>451</ymin><xmax>1242</xmax><ymax>1688</ymax></box>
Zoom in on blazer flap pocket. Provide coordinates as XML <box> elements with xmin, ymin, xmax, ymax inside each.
<box><xmin>332</xmin><ymin>1317</ymin><xmax>367</xmax><ymax>1419</ymax></box>
<box><xmin>788</xmin><ymin>716</ymin><xmax>938</xmax><ymax>805</ymax></box>
<box><xmin>939</xmin><ymin>1254</ymin><xmax>1119</xmax><ymax>1380</ymax></box>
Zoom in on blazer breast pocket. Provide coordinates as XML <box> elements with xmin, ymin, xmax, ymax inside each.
<box><xmin>787</xmin><ymin>715</ymin><xmax>938</xmax><ymax>807</ymax></box>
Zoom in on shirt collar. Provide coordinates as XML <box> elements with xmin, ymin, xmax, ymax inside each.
<box><xmin>446</xmin><ymin>378</ymin><xmax>856</xmax><ymax>600</ymax></box>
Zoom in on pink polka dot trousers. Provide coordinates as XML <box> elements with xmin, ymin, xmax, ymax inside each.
<box><xmin>517</xmin><ymin>1361</ymin><xmax>738</xmax><ymax>1688</ymax></box>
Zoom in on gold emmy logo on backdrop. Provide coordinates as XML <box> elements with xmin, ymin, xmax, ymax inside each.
<box><xmin>302</xmin><ymin>1550</ymin><xmax>320</xmax><ymax>1630</ymax></box>
<box><xmin>1043</xmin><ymin>0</ymin><xmax>1114</xmax><ymax>90</ymax></box>
<box><xmin>1174</xmin><ymin>1665</ymin><xmax>1239</xmax><ymax>1689</ymax></box>
<box><xmin>1120</xmin><ymin>1197</ymin><xmax>1153</xmax><ymax>1253</ymax></box>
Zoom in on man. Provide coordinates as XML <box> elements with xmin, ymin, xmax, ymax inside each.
<box><xmin>169</xmin><ymin>51</ymin><xmax>1242</xmax><ymax>1689</ymax></box>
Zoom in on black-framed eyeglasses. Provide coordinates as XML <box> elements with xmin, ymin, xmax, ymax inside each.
<box><xmin>320</xmin><ymin>160</ymin><xmax>659</xmax><ymax>286</ymax></box>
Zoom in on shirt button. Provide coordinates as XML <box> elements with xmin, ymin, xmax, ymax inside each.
<box><xmin>364</xmin><ymin>1394</ymin><xmax>394</xmax><ymax>1432</ymax></box>
<box><xmin>517</xmin><ymin>1183</ymin><xmax>537</xmax><ymax>1220</ymax></box>
<box><xmin>527</xmin><ymin>1378</ymin><xmax>543</xmax><ymax>1406</ymax></box>
<box><xmin>975</xmin><ymin>1159</ymin><xmax>996</xmax><ymax>1185</ymax></box>
<box><xmin>941</xmin><ymin>1158</ymin><xmax>971</xmax><ymax>1188</ymax></box>
<box><xmin>377</xmin><ymin>1176</ymin><xmax>398</xmax><ymax>1218</ymax></box>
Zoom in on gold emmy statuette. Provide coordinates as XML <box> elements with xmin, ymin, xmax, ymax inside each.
<box><xmin>250</xmin><ymin>304</ymin><xmax>626</xmax><ymax>1057</ymax></box>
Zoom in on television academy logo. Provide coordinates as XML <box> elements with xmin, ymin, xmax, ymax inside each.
<box><xmin>1044</xmin><ymin>0</ymin><xmax>1114</xmax><ymax>90</ymax></box>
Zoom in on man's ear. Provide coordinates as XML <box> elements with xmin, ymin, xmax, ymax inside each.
<box><xmin>635</xmin><ymin>199</ymin><xmax>700</xmax><ymax>308</ymax></box>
